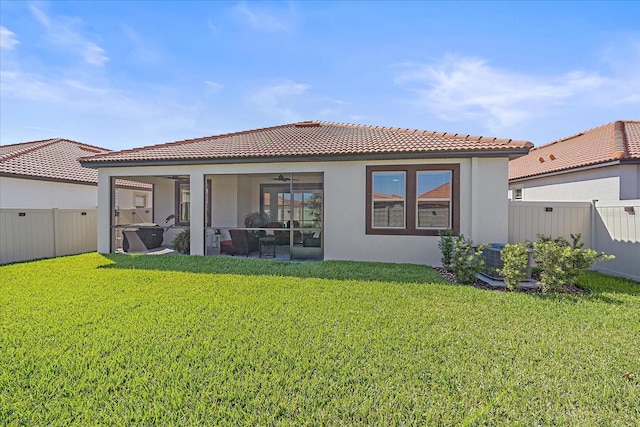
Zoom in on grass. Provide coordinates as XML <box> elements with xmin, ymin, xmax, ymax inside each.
<box><xmin>1</xmin><ymin>253</ymin><xmax>639</xmax><ymax>425</ymax></box>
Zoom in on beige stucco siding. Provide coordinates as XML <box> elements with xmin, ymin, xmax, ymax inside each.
<box><xmin>0</xmin><ymin>176</ymin><xmax>98</xmax><ymax>209</ymax></box>
<box><xmin>509</xmin><ymin>164</ymin><xmax>639</xmax><ymax>202</ymax></box>
<box><xmin>95</xmin><ymin>157</ymin><xmax>511</xmax><ymax>265</ymax></box>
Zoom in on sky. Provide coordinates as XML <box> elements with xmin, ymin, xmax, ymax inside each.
<box><xmin>1</xmin><ymin>1</ymin><xmax>639</xmax><ymax>151</ymax></box>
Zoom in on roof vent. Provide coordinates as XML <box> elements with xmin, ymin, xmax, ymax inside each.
<box><xmin>538</xmin><ymin>157</ymin><xmax>545</xmax><ymax>163</ymax></box>
<box><xmin>294</xmin><ymin>121</ymin><xmax>320</xmax><ymax>128</ymax></box>
<box><xmin>549</xmin><ymin>154</ymin><xmax>556</xmax><ymax>160</ymax></box>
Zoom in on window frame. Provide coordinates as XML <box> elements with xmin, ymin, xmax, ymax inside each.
<box><xmin>134</xmin><ymin>193</ymin><xmax>147</xmax><ymax>209</ymax></box>
<box><xmin>513</xmin><ymin>188</ymin><xmax>523</xmax><ymax>201</ymax></box>
<box><xmin>174</xmin><ymin>179</ymin><xmax>212</xmax><ymax>227</ymax></box>
<box><xmin>416</xmin><ymin>170</ymin><xmax>452</xmax><ymax>230</ymax></box>
<box><xmin>366</xmin><ymin>164</ymin><xmax>460</xmax><ymax>236</ymax></box>
<box><xmin>371</xmin><ymin>171</ymin><xmax>407</xmax><ymax>229</ymax></box>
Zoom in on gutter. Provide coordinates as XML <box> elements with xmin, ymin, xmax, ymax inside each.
<box><xmin>81</xmin><ymin>148</ymin><xmax>532</xmax><ymax>169</ymax></box>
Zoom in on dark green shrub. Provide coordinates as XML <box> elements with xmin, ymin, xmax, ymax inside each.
<box><xmin>438</xmin><ymin>229</ymin><xmax>455</xmax><ymax>272</ymax></box>
<box><xmin>172</xmin><ymin>228</ymin><xmax>190</xmax><ymax>254</ymax></box>
<box><xmin>533</xmin><ymin>234</ymin><xmax>614</xmax><ymax>293</ymax></box>
<box><xmin>499</xmin><ymin>243</ymin><xmax>530</xmax><ymax>291</ymax></box>
<box><xmin>451</xmin><ymin>235</ymin><xmax>485</xmax><ymax>285</ymax></box>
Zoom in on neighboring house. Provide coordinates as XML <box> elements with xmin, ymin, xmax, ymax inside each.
<box><xmin>0</xmin><ymin>138</ymin><xmax>152</xmax><ymax>212</ymax></box>
<box><xmin>0</xmin><ymin>138</ymin><xmax>153</xmax><ymax>264</ymax></box>
<box><xmin>509</xmin><ymin>121</ymin><xmax>640</xmax><ymax>201</ymax></box>
<box><xmin>81</xmin><ymin>121</ymin><xmax>532</xmax><ymax>265</ymax></box>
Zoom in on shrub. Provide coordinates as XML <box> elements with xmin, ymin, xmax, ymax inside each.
<box><xmin>499</xmin><ymin>243</ymin><xmax>530</xmax><ymax>291</ymax></box>
<box><xmin>172</xmin><ymin>228</ymin><xmax>190</xmax><ymax>254</ymax></box>
<box><xmin>438</xmin><ymin>229</ymin><xmax>455</xmax><ymax>272</ymax></box>
<box><xmin>451</xmin><ymin>235</ymin><xmax>485</xmax><ymax>285</ymax></box>
<box><xmin>533</xmin><ymin>234</ymin><xmax>614</xmax><ymax>293</ymax></box>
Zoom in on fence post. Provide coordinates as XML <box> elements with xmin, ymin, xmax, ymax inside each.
<box><xmin>53</xmin><ymin>208</ymin><xmax>60</xmax><ymax>257</ymax></box>
<box><xmin>590</xmin><ymin>200</ymin><xmax>598</xmax><ymax>250</ymax></box>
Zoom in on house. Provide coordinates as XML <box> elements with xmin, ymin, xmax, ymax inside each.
<box><xmin>509</xmin><ymin>121</ymin><xmax>640</xmax><ymax>201</ymax></box>
<box><xmin>0</xmin><ymin>138</ymin><xmax>152</xmax><ymax>214</ymax></box>
<box><xmin>80</xmin><ymin>121</ymin><xmax>532</xmax><ymax>265</ymax></box>
<box><xmin>0</xmin><ymin>139</ymin><xmax>153</xmax><ymax>264</ymax></box>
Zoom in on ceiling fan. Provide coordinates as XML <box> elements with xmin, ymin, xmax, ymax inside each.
<box><xmin>272</xmin><ymin>174</ymin><xmax>298</xmax><ymax>182</ymax></box>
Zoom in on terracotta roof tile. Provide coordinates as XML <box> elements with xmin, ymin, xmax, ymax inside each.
<box><xmin>0</xmin><ymin>138</ymin><xmax>150</xmax><ymax>189</ymax></box>
<box><xmin>81</xmin><ymin>121</ymin><xmax>533</xmax><ymax>165</ymax></box>
<box><xmin>509</xmin><ymin>120</ymin><xmax>640</xmax><ymax>180</ymax></box>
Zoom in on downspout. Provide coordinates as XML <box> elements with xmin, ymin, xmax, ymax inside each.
<box><xmin>470</xmin><ymin>157</ymin><xmax>479</xmax><ymax>242</ymax></box>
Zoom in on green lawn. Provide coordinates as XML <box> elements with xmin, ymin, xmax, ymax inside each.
<box><xmin>1</xmin><ymin>253</ymin><xmax>639</xmax><ymax>425</ymax></box>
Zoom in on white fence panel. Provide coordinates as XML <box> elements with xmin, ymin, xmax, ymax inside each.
<box><xmin>55</xmin><ymin>210</ymin><xmax>98</xmax><ymax>256</ymax></box>
<box><xmin>508</xmin><ymin>200</ymin><xmax>640</xmax><ymax>281</ymax></box>
<box><xmin>508</xmin><ymin>202</ymin><xmax>592</xmax><ymax>245</ymax></box>
<box><xmin>592</xmin><ymin>201</ymin><xmax>640</xmax><ymax>281</ymax></box>
<box><xmin>0</xmin><ymin>208</ymin><xmax>97</xmax><ymax>264</ymax></box>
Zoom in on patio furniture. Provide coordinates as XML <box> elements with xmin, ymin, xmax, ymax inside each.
<box><xmin>259</xmin><ymin>237</ymin><xmax>276</xmax><ymax>258</ymax></box>
<box><xmin>303</xmin><ymin>232</ymin><xmax>321</xmax><ymax>247</ymax></box>
<box><xmin>122</xmin><ymin>223</ymin><xmax>164</xmax><ymax>252</ymax></box>
<box><xmin>224</xmin><ymin>229</ymin><xmax>251</xmax><ymax>256</ymax></box>
<box><xmin>267</xmin><ymin>221</ymin><xmax>302</xmax><ymax>245</ymax></box>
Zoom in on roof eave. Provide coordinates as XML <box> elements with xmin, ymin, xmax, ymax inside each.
<box><xmin>0</xmin><ymin>172</ymin><xmax>97</xmax><ymax>186</ymax></box>
<box><xmin>81</xmin><ymin>148</ymin><xmax>532</xmax><ymax>169</ymax></box>
<box><xmin>509</xmin><ymin>158</ymin><xmax>640</xmax><ymax>182</ymax></box>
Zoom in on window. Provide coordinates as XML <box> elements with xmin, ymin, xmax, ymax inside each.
<box><xmin>366</xmin><ymin>164</ymin><xmax>459</xmax><ymax>236</ymax></box>
<box><xmin>514</xmin><ymin>188</ymin><xmax>523</xmax><ymax>200</ymax></box>
<box><xmin>174</xmin><ymin>179</ymin><xmax>212</xmax><ymax>227</ymax></box>
<box><xmin>134</xmin><ymin>194</ymin><xmax>147</xmax><ymax>208</ymax></box>
<box><xmin>175</xmin><ymin>180</ymin><xmax>190</xmax><ymax>225</ymax></box>
<box><xmin>416</xmin><ymin>171</ymin><xmax>451</xmax><ymax>229</ymax></box>
<box><xmin>372</xmin><ymin>172</ymin><xmax>406</xmax><ymax>228</ymax></box>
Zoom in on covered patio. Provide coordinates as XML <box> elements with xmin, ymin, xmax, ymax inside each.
<box><xmin>106</xmin><ymin>171</ymin><xmax>324</xmax><ymax>261</ymax></box>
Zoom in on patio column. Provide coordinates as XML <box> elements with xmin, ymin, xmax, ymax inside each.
<box><xmin>189</xmin><ymin>172</ymin><xmax>205</xmax><ymax>255</ymax></box>
<box><xmin>97</xmin><ymin>171</ymin><xmax>112</xmax><ymax>254</ymax></box>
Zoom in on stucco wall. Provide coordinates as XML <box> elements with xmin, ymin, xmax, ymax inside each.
<box><xmin>94</xmin><ymin>157</ymin><xmax>511</xmax><ymax>266</ymax></box>
<box><xmin>0</xmin><ymin>176</ymin><xmax>98</xmax><ymax>209</ymax></box>
<box><xmin>508</xmin><ymin>164</ymin><xmax>639</xmax><ymax>202</ymax></box>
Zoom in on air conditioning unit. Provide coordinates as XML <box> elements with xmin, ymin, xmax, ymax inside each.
<box><xmin>481</xmin><ymin>243</ymin><xmax>532</xmax><ymax>281</ymax></box>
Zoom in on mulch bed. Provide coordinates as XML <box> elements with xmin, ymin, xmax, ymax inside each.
<box><xmin>433</xmin><ymin>267</ymin><xmax>589</xmax><ymax>295</ymax></box>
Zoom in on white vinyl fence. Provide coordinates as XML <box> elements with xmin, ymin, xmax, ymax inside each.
<box><xmin>0</xmin><ymin>208</ymin><xmax>97</xmax><ymax>265</ymax></box>
<box><xmin>509</xmin><ymin>200</ymin><xmax>640</xmax><ymax>282</ymax></box>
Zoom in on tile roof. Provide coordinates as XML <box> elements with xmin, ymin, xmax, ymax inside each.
<box><xmin>0</xmin><ymin>138</ymin><xmax>150</xmax><ymax>189</ymax></box>
<box><xmin>81</xmin><ymin>121</ymin><xmax>533</xmax><ymax>165</ymax></box>
<box><xmin>509</xmin><ymin>121</ymin><xmax>640</xmax><ymax>181</ymax></box>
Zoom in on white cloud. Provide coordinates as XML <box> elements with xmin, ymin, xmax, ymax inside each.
<box><xmin>28</xmin><ymin>3</ymin><xmax>108</xmax><ymax>66</ymax></box>
<box><xmin>232</xmin><ymin>1</ymin><xmax>295</xmax><ymax>32</ymax></box>
<box><xmin>205</xmin><ymin>81</ymin><xmax>224</xmax><ymax>93</ymax></box>
<box><xmin>0</xmin><ymin>26</ymin><xmax>19</xmax><ymax>50</ymax></box>
<box><xmin>394</xmin><ymin>56</ymin><xmax>612</xmax><ymax>133</ymax></box>
<box><xmin>247</xmin><ymin>80</ymin><xmax>310</xmax><ymax>122</ymax></box>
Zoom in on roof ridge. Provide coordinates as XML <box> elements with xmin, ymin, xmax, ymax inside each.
<box><xmin>316</xmin><ymin>120</ymin><xmax>530</xmax><ymax>146</ymax></box>
<box><xmin>1</xmin><ymin>138</ymin><xmax>110</xmax><ymax>163</ymax></box>
<box><xmin>612</xmin><ymin>121</ymin><xmax>629</xmax><ymax>159</ymax></box>
<box><xmin>82</xmin><ymin>122</ymin><xmax>298</xmax><ymax>161</ymax></box>
<box><xmin>529</xmin><ymin>119</ymin><xmax>640</xmax><ymax>152</ymax></box>
<box><xmin>530</xmin><ymin>120</ymin><xmax>624</xmax><ymax>152</ymax></box>
<box><xmin>0</xmin><ymin>138</ymin><xmax>62</xmax><ymax>163</ymax></box>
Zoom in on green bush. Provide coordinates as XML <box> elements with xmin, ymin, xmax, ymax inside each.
<box><xmin>533</xmin><ymin>234</ymin><xmax>614</xmax><ymax>293</ymax></box>
<box><xmin>438</xmin><ymin>229</ymin><xmax>455</xmax><ymax>272</ymax></box>
<box><xmin>172</xmin><ymin>228</ymin><xmax>190</xmax><ymax>254</ymax></box>
<box><xmin>451</xmin><ymin>235</ymin><xmax>485</xmax><ymax>285</ymax></box>
<box><xmin>499</xmin><ymin>243</ymin><xmax>530</xmax><ymax>291</ymax></box>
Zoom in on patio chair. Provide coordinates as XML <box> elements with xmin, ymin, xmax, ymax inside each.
<box><xmin>225</xmin><ymin>229</ymin><xmax>250</xmax><ymax>256</ymax></box>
